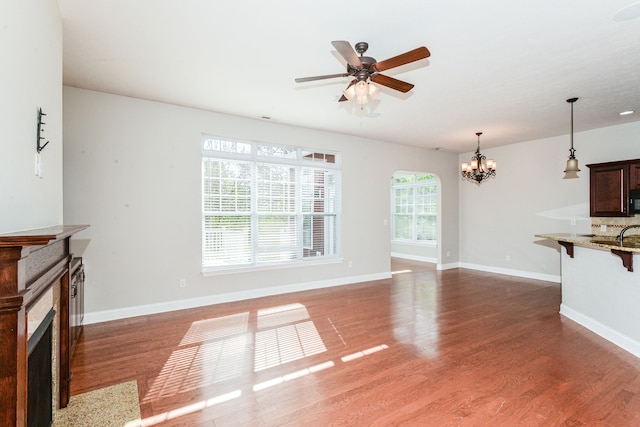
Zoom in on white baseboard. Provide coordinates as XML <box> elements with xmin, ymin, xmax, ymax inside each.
<box><xmin>84</xmin><ymin>272</ymin><xmax>391</xmax><ymax>325</ymax></box>
<box><xmin>390</xmin><ymin>252</ymin><xmax>437</xmax><ymax>264</ymax></box>
<box><xmin>560</xmin><ymin>304</ymin><xmax>640</xmax><ymax>359</ymax></box>
<box><xmin>390</xmin><ymin>253</ymin><xmax>460</xmax><ymax>271</ymax></box>
<box><xmin>391</xmin><ymin>254</ymin><xmax>560</xmax><ymax>281</ymax></box>
<box><xmin>437</xmin><ymin>261</ymin><xmax>460</xmax><ymax>271</ymax></box>
<box><xmin>458</xmin><ymin>262</ymin><xmax>561</xmax><ymax>283</ymax></box>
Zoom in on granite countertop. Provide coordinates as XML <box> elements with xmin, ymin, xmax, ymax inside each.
<box><xmin>535</xmin><ymin>233</ymin><xmax>640</xmax><ymax>253</ymax></box>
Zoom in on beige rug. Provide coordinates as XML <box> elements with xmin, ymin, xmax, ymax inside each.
<box><xmin>53</xmin><ymin>380</ymin><xmax>142</xmax><ymax>427</ymax></box>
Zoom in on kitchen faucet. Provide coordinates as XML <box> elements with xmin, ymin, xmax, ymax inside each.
<box><xmin>618</xmin><ymin>224</ymin><xmax>640</xmax><ymax>243</ymax></box>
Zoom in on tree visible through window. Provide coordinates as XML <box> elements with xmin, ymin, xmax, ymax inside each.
<box><xmin>392</xmin><ymin>173</ymin><xmax>437</xmax><ymax>243</ymax></box>
<box><xmin>202</xmin><ymin>136</ymin><xmax>341</xmax><ymax>271</ymax></box>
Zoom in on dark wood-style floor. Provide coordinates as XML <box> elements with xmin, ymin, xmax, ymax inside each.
<box><xmin>70</xmin><ymin>259</ymin><xmax>640</xmax><ymax>426</ymax></box>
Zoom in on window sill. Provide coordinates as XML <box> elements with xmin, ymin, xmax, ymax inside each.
<box><xmin>391</xmin><ymin>240</ymin><xmax>437</xmax><ymax>247</ymax></box>
<box><xmin>202</xmin><ymin>257</ymin><xmax>344</xmax><ymax>276</ymax></box>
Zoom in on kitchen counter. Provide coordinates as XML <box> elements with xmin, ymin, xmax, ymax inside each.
<box><xmin>535</xmin><ymin>233</ymin><xmax>640</xmax><ymax>272</ymax></box>
<box><xmin>535</xmin><ymin>232</ymin><xmax>640</xmax><ymax>359</ymax></box>
<box><xmin>534</xmin><ymin>233</ymin><xmax>640</xmax><ymax>253</ymax></box>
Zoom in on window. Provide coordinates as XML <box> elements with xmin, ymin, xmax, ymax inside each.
<box><xmin>391</xmin><ymin>173</ymin><xmax>437</xmax><ymax>243</ymax></box>
<box><xmin>202</xmin><ymin>136</ymin><xmax>341</xmax><ymax>271</ymax></box>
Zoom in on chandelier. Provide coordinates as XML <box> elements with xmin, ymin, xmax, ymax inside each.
<box><xmin>460</xmin><ymin>132</ymin><xmax>496</xmax><ymax>184</ymax></box>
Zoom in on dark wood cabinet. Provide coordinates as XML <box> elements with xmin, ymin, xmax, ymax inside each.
<box><xmin>587</xmin><ymin>159</ymin><xmax>640</xmax><ymax>217</ymax></box>
<box><xmin>630</xmin><ymin>162</ymin><xmax>640</xmax><ymax>191</ymax></box>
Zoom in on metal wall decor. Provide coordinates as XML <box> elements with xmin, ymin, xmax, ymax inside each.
<box><xmin>36</xmin><ymin>108</ymin><xmax>50</xmax><ymax>153</ymax></box>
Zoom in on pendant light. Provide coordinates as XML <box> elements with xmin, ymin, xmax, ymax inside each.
<box><xmin>563</xmin><ymin>97</ymin><xmax>580</xmax><ymax>179</ymax></box>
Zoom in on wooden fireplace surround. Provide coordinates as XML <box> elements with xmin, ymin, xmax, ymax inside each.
<box><xmin>0</xmin><ymin>225</ymin><xmax>88</xmax><ymax>427</ymax></box>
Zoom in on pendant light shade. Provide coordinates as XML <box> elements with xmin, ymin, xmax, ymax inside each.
<box><xmin>563</xmin><ymin>97</ymin><xmax>580</xmax><ymax>179</ymax></box>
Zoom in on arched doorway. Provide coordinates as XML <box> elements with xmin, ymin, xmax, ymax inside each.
<box><xmin>390</xmin><ymin>171</ymin><xmax>441</xmax><ymax>266</ymax></box>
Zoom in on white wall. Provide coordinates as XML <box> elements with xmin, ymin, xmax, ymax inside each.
<box><xmin>391</xmin><ymin>241</ymin><xmax>438</xmax><ymax>263</ymax></box>
<box><xmin>63</xmin><ymin>87</ymin><xmax>460</xmax><ymax>321</ymax></box>
<box><xmin>560</xmin><ymin>245</ymin><xmax>640</xmax><ymax>358</ymax></box>
<box><xmin>458</xmin><ymin>121</ymin><xmax>640</xmax><ymax>280</ymax></box>
<box><xmin>0</xmin><ymin>0</ymin><xmax>63</xmax><ymax>233</ymax></box>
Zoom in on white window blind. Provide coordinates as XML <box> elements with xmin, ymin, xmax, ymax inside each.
<box><xmin>392</xmin><ymin>173</ymin><xmax>437</xmax><ymax>243</ymax></box>
<box><xmin>202</xmin><ymin>136</ymin><xmax>341</xmax><ymax>271</ymax></box>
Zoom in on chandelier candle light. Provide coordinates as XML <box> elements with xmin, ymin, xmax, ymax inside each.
<box><xmin>461</xmin><ymin>132</ymin><xmax>497</xmax><ymax>184</ymax></box>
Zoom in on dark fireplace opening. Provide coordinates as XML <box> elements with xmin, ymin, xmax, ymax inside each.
<box><xmin>28</xmin><ymin>309</ymin><xmax>55</xmax><ymax>427</ymax></box>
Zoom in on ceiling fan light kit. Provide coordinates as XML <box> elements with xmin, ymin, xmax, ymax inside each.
<box><xmin>461</xmin><ymin>132</ymin><xmax>497</xmax><ymax>185</ymax></box>
<box><xmin>295</xmin><ymin>40</ymin><xmax>430</xmax><ymax>106</ymax></box>
<box><xmin>342</xmin><ymin>80</ymin><xmax>379</xmax><ymax>105</ymax></box>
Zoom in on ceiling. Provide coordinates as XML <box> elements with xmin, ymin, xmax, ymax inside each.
<box><xmin>58</xmin><ymin>0</ymin><xmax>640</xmax><ymax>153</ymax></box>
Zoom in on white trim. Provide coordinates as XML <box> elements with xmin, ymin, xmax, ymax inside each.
<box><xmin>560</xmin><ymin>304</ymin><xmax>640</xmax><ymax>359</ymax></box>
<box><xmin>390</xmin><ymin>240</ymin><xmax>437</xmax><ymax>247</ymax></box>
<box><xmin>458</xmin><ymin>262</ymin><xmax>561</xmax><ymax>283</ymax></box>
<box><xmin>390</xmin><ymin>257</ymin><xmax>560</xmax><ymax>279</ymax></box>
<box><xmin>390</xmin><ymin>252</ymin><xmax>437</xmax><ymax>264</ymax></box>
<box><xmin>84</xmin><ymin>272</ymin><xmax>391</xmax><ymax>325</ymax></box>
<box><xmin>437</xmin><ymin>261</ymin><xmax>460</xmax><ymax>271</ymax></box>
<box><xmin>202</xmin><ymin>257</ymin><xmax>343</xmax><ymax>276</ymax></box>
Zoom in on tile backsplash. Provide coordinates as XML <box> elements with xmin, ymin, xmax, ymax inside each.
<box><xmin>591</xmin><ymin>216</ymin><xmax>640</xmax><ymax>237</ymax></box>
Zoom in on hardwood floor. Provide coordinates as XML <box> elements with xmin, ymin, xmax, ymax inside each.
<box><xmin>69</xmin><ymin>259</ymin><xmax>640</xmax><ymax>426</ymax></box>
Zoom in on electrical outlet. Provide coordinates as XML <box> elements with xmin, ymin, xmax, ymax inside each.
<box><xmin>506</xmin><ymin>255</ymin><xmax>511</xmax><ymax>262</ymax></box>
<box><xmin>570</xmin><ymin>217</ymin><xmax>576</xmax><ymax>226</ymax></box>
<box><xmin>179</xmin><ymin>279</ymin><xmax>186</xmax><ymax>288</ymax></box>
<box><xmin>600</xmin><ymin>225</ymin><xmax>607</xmax><ymax>232</ymax></box>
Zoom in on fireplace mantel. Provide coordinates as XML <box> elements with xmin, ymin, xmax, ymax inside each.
<box><xmin>0</xmin><ymin>225</ymin><xmax>88</xmax><ymax>427</ymax></box>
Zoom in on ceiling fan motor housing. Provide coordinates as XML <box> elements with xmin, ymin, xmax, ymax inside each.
<box><xmin>352</xmin><ymin>42</ymin><xmax>376</xmax><ymax>79</ymax></box>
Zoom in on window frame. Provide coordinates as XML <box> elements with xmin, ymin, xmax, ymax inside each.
<box><xmin>391</xmin><ymin>172</ymin><xmax>438</xmax><ymax>245</ymax></box>
<box><xmin>201</xmin><ymin>135</ymin><xmax>342</xmax><ymax>274</ymax></box>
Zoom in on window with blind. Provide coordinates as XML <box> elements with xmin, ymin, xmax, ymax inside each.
<box><xmin>392</xmin><ymin>173</ymin><xmax>438</xmax><ymax>243</ymax></box>
<box><xmin>202</xmin><ymin>136</ymin><xmax>341</xmax><ymax>271</ymax></box>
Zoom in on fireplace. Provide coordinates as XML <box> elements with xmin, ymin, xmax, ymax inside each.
<box><xmin>0</xmin><ymin>225</ymin><xmax>88</xmax><ymax>426</ymax></box>
<box><xmin>28</xmin><ymin>309</ymin><xmax>55</xmax><ymax>427</ymax></box>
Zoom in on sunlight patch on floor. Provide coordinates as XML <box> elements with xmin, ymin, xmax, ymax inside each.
<box><xmin>179</xmin><ymin>312</ymin><xmax>249</xmax><ymax>346</ymax></box>
<box><xmin>341</xmin><ymin>344</ymin><xmax>389</xmax><ymax>362</ymax></box>
<box><xmin>253</xmin><ymin>361</ymin><xmax>335</xmax><ymax>392</ymax></box>
<box><xmin>145</xmin><ymin>303</ymin><xmax>329</xmax><ymax>403</ymax></box>
<box><xmin>144</xmin><ymin>333</ymin><xmax>250</xmax><ymax>402</ymax></box>
<box><xmin>257</xmin><ymin>303</ymin><xmax>310</xmax><ymax>329</ymax></box>
<box><xmin>143</xmin><ymin>389</ymin><xmax>242</xmax><ymax>425</ymax></box>
<box><xmin>254</xmin><ymin>320</ymin><xmax>327</xmax><ymax>371</ymax></box>
<box><xmin>391</xmin><ymin>269</ymin><xmax>413</xmax><ymax>275</ymax></box>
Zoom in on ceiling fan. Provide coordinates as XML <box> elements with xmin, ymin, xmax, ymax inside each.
<box><xmin>295</xmin><ymin>40</ymin><xmax>430</xmax><ymax>102</ymax></box>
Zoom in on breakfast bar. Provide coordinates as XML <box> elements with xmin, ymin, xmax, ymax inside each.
<box><xmin>535</xmin><ymin>233</ymin><xmax>640</xmax><ymax>359</ymax></box>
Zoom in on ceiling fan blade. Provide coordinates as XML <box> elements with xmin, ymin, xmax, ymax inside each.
<box><xmin>338</xmin><ymin>80</ymin><xmax>356</xmax><ymax>102</ymax></box>
<box><xmin>372</xmin><ymin>46</ymin><xmax>430</xmax><ymax>72</ymax></box>
<box><xmin>295</xmin><ymin>72</ymin><xmax>350</xmax><ymax>83</ymax></box>
<box><xmin>331</xmin><ymin>40</ymin><xmax>363</xmax><ymax>68</ymax></box>
<box><xmin>370</xmin><ymin>74</ymin><xmax>414</xmax><ymax>93</ymax></box>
